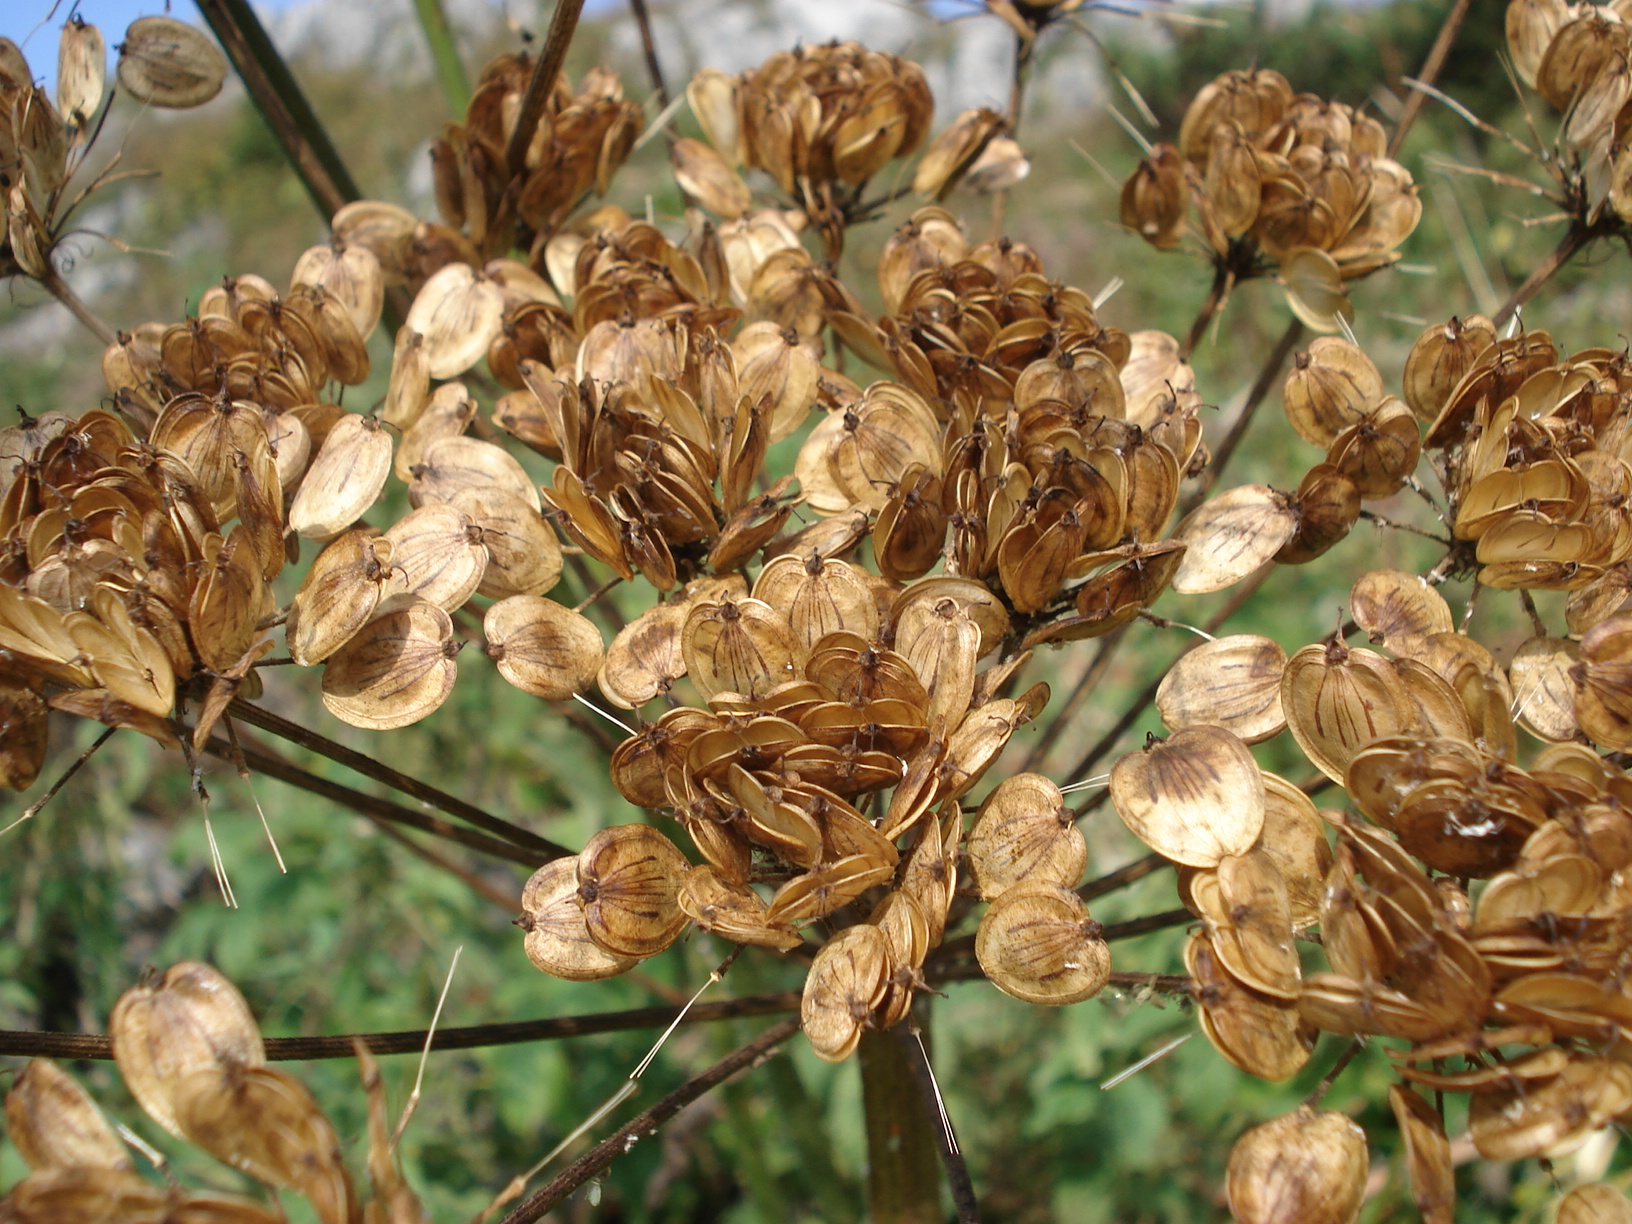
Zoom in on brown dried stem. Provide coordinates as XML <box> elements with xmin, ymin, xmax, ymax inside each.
<box><xmin>0</xmin><ymin>991</ymin><xmax>805</xmax><ymax>1061</ymax></box>
<box><xmin>195</xmin><ymin>0</ymin><xmax>362</xmax><ymax>220</ymax></box>
<box><xmin>38</xmin><ymin>268</ymin><xmax>116</xmax><ymax>345</ymax></box>
<box><xmin>202</xmin><ymin>733</ymin><xmax>548</xmax><ymax>865</ymax></box>
<box><xmin>628</xmin><ymin>0</ymin><xmax>671</xmax><ymax>107</ymax></box>
<box><xmin>1387</xmin><ymin>0</ymin><xmax>1472</xmax><ymax>158</ymax></box>
<box><xmin>1180</xmin><ymin>317</ymin><xmax>1304</xmax><ymax>516</ymax></box>
<box><xmin>1178</xmin><ymin>265</ymin><xmax>1229</xmax><ymax>362</ymax></box>
<box><xmin>504</xmin><ymin>0</ymin><xmax>588</xmax><ymax>178</ymax></box>
<box><xmin>495</xmin><ymin>1016</ymin><xmax>803</xmax><ymax>1224</ymax></box>
<box><xmin>1494</xmin><ymin>221</ymin><xmax>1599</xmax><ymax>327</ymax></box>
<box><xmin>1078</xmin><ymin>852</ymin><xmax>1169</xmax><ymax>903</ymax></box>
<box><xmin>227</xmin><ymin>697</ymin><xmax>569</xmax><ymax>857</ymax></box>
<box><xmin>897</xmin><ymin>1022</ymin><xmax>980</xmax><ymax>1224</ymax></box>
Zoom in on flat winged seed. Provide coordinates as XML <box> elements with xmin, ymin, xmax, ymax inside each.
<box><xmin>4</xmin><ymin>1059</ymin><xmax>130</xmax><ymax>1172</ymax></box>
<box><xmin>377</xmin><ymin>503</ymin><xmax>487</xmax><ymax>615</ymax></box>
<box><xmin>1110</xmin><ymin>725</ymin><xmax>1266</xmax><ymax>867</ymax></box>
<box><xmin>483</xmin><ymin>595</ymin><xmax>603</xmax><ymax>701</ymax></box>
<box><xmin>1282</xmin><ymin>337</ymin><xmax>1382</xmax><ymax>447</ymax></box>
<box><xmin>1468</xmin><ymin>1056</ymin><xmax>1632</xmax><ymax>1161</ymax></box>
<box><xmin>1282</xmin><ymin>640</ymin><xmax>1416</xmax><ymax>784</ymax></box>
<box><xmin>1156</xmin><ymin>634</ymin><xmax>1288</xmax><ymax>742</ymax></box>
<box><xmin>1508</xmin><ymin>636</ymin><xmax>1581</xmax><ymax>743</ymax></box>
<box><xmin>1388</xmin><ymin>1085</ymin><xmax>1453</xmax><ymax>1224</ymax></box>
<box><xmin>288</xmin><ymin>414</ymin><xmax>392</xmax><ymax>541</ymax></box>
<box><xmin>405</xmin><ymin>262</ymin><xmax>505</xmax><ymax>379</ymax></box>
<box><xmin>285</xmin><ymin>531</ymin><xmax>393</xmax><ymax>666</ymax></box>
<box><xmin>320</xmin><ymin>601</ymin><xmax>458</xmax><ymax>730</ymax></box>
<box><xmin>974</xmin><ymin>883</ymin><xmax>1110</xmax><ymax>1005</ymax></box>
<box><xmin>1225</xmin><ymin>1108</ymin><xmax>1368</xmax><ymax>1224</ymax></box>
<box><xmin>1170</xmin><ymin>485</ymin><xmax>1298</xmax><ymax>593</ymax></box>
<box><xmin>57</xmin><ymin>20</ymin><xmax>107</xmax><ymax>131</ymax></box>
<box><xmin>802</xmin><ymin>925</ymin><xmax>890</xmax><ymax>1063</ymax></box>
<box><xmin>599</xmin><ymin>599</ymin><xmax>687</xmax><ymax>709</ymax></box>
<box><xmin>678</xmin><ymin>865</ymin><xmax>802</xmax><ymax>950</ymax></box>
<box><xmin>1186</xmin><ymin>931</ymin><xmax>1313</xmax><ymax>1081</ymax></box>
<box><xmin>449</xmin><ymin>488</ymin><xmax>561</xmax><ymax>599</ymax></box>
<box><xmin>968</xmin><ymin>772</ymin><xmax>1088</xmax><ymax>899</ymax></box>
<box><xmin>411</xmin><ymin>435</ymin><xmax>541</xmax><ymax>512</ymax></box>
<box><xmin>117</xmin><ymin>16</ymin><xmax>227</xmax><ymax>108</ymax></box>
<box><xmin>107</xmin><ymin>961</ymin><xmax>266</xmax><ymax>1140</ymax></box>
<box><xmin>1558</xmin><ymin>1185</ymin><xmax>1632</xmax><ymax>1224</ymax></box>
<box><xmin>1349</xmin><ymin>569</ymin><xmax>1452</xmax><ymax>655</ymax></box>
<box><xmin>170</xmin><ymin>1063</ymin><xmax>354</xmax><ymax>1224</ymax></box>
<box><xmin>1256</xmin><ymin>772</ymin><xmax>1331</xmax><ymax>928</ymax></box>
<box><xmin>681</xmin><ymin>596</ymin><xmax>798</xmax><ymax>700</ymax></box>
<box><xmin>519</xmin><ymin>859</ymin><xmax>639</xmax><ymax>981</ymax></box>
<box><xmin>577</xmin><ymin>825</ymin><xmax>690</xmax><ymax>959</ymax></box>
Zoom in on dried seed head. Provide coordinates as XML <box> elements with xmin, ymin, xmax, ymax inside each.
<box><xmin>1224</xmin><ymin>1108</ymin><xmax>1368</xmax><ymax>1224</ymax></box>
<box><xmin>1110</xmin><ymin>724</ymin><xmax>1266</xmax><ymax>867</ymax></box>
<box><xmin>108</xmin><ymin>961</ymin><xmax>266</xmax><ymax>1140</ymax></box>
<box><xmin>117</xmin><ymin>16</ymin><xmax>227</xmax><ymax>109</ymax></box>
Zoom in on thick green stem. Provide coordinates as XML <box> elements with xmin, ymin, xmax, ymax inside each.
<box><xmin>860</xmin><ymin>1028</ymin><xmax>943</xmax><ymax>1224</ymax></box>
<box><xmin>412</xmin><ymin>0</ymin><xmax>472</xmax><ymax>116</ymax></box>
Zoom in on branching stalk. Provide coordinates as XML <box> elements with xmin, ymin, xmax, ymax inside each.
<box><xmin>227</xmin><ymin>698</ymin><xmax>569</xmax><ymax>857</ymax></box>
<box><xmin>505</xmin><ymin>0</ymin><xmax>588</xmax><ymax>177</ymax></box>
<box><xmin>195</xmin><ymin>0</ymin><xmax>361</xmax><ymax>220</ymax></box>
<box><xmin>495</xmin><ymin>1017</ymin><xmax>802</xmax><ymax>1224</ymax></box>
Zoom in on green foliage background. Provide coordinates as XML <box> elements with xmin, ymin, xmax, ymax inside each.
<box><xmin>3</xmin><ymin>0</ymin><xmax>1630</xmax><ymax>1219</ymax></box>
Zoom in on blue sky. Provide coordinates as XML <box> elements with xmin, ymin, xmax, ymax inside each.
<box><xmin>2</xmin><ymin>1</ymin><xmax>298</xmax><ymax>69</ymax></box>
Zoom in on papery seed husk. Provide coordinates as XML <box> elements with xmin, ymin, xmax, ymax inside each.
<box><xmin>1110</xmin><ymin>724</ymin><xmax>1266</xmax><ymax>867</ymax></box>
<box><xmin>968</xmin><ymin>772</ymin><xmax>1087</xmax><ymax>899</ymax></box>
<box><xmin>377</xmin><ymin>503</ymin><xmax>487</xmax><ymax>615</ymax></box>
<box><xmin>405</xmin><ymin>262</ymin><xmax>505</xmax><ymax>380</ymax></box>
<box><xmin>108</xmin><ymin>961</ymin><xmax>266</xmax><ymax>1141</ymax></box>
<box><xmin>4</xmin><ymin>1058</ymin><xmax>130</xmax><ymax>1172</ymax></box>
<box><xmin>484</xmin><ymin>594</ymin><xmax>603</xmax><ymax>701</ymax></box>
<box><xmin>975</xmin><ymin>883</ymin><xmax>1110</xmax><ymax>1005</ymax></box>
<box><xmin>1349</xmin><ymin>568</ymin><xmax>1452</xmax><ymax>655</ymax></box>
<box><xmin>0</xmin><ymin>682</ymin><xmax>49</xmax><ymax>791</ymax></box>
<box><xmin>577</xmin><ymin>825</ymin><xmax>690</xmax><ymax>959</ymax></box>
<box><xmin>396</xmin><ymin>381</ymin><xmax>477</xmax><ymax>482</ymax></box>
<box><xmin>320</xmin><ymin>600</ymin><xmax>458</xmax><ymax>730</ymax></box>
<box><xmin>1224</xmin><ymin>1108</ymin><xmax>1368</xmax><ymax>1224</ymax></box>
<box><xmin>681</xmin><ymin>595</ymin><xmax>798</xmax><ymax>700</ymax></box>
<box><xmin>1387</xmin><ymin>1084</ymin><xmax>1453</xmax><ymax>1224</ymax></box>
<box><xmin>520</xmin><ymin>858</ymin><xmax>640</xmax><ymax>981</ymax></box>
<box><xmin>292</xmin><ymin>241</ymin><xmax>384</xmax><ymax>340</ymax></box>
<box><xmin>802</xmin><ymin>924</ymin><xmax>890</xmax><ymax>1063</ymax></box>
<box><xmin>171</xmin><ymin>1062</ymin><xmax>354</xmax><ymax>1224</ymax></box>
<box><xmin>1508</xmin><ymin>635</ymin><xmax>1581</xmax><ymax>742</ymax></box>
<box><xmin>1170</xmin><ymin>485</ymin><xmax>1298</xmax><ymax>594</ymax></box>
<box><xmin>288</xmin><ymin>414</ymin><xmax>392</xmax><ymax>541</ymax></box>
<box><xmin>1282</xmin><ymin>336</ymin><xmax>1381</xmax><ymax>447</ymax></box>
<box><xmin>1156</xmin><ymin>634</ymin><xmax>1287</xmax><ymax>743</ymax></box>
<box><xmin>450</xmin><ymin>487</ymin><xmax>562</xmax><ymax>599</ymax></box>
<box><xmin>57</xmin><ymin>19</ymin><xmax>107</xmax><ymax>130</ymax></box>
<box><xmin>679</xmin><ymin>865</ymin><xmax>802</xmax><ymax>950</ymax></box>
<box><xmin>285</xmin><ymin>531</ymin><xmax>393</xmax><ymax>666</ymax></box>
<box><xmin>0</xmin><ymin>1166</ymin><xmax>169</xmax><ymax>1223</ymax></box>
<box><xmin>1468</xmin><ymin>1056</ymin><xmax>1632</xmax><ymax>1161</ymax></box>
<box><xmin>1257</xmin><ymin>772</ymin><xmax>1331</xmax><ymax>929</ymax></box>
<box><xmin>1558</xmin><ymin>1184</ymin><xmax>1632</xmax><ymax>1224</ymax></box>
<box><xmin>117</xmin><ymin>16</ymin><xmax>227</xmax><ymax>108</ymax></box>
<box><xmin>411</xmin><ymin>434</ymin><xmax>541</xmax><ymax>513</ymax></box>
<box><xmin>599</xmin><ymin>598</ymin><xmax>687</xmax><ymax>709</ymax></box>
<box><xmin>1282</xmin><ymin>640</ymin><xmax>1416</xmax><ymax>784</ymax></box>
<box><xmin>1186</xmin><ymin>931</ymin><xmax>1313</xmax><ymax>1081</ymax></box>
